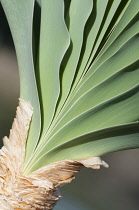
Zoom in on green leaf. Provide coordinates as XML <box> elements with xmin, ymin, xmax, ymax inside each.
<box><xmin>56</xmin><ymin>0</ymin><xmax>93</xmax><ymax>115</ymax></box>
<box><xmin>70</xmin><ymin>0</ymin><xmax>109</xmax><ymax>91</ymax></box>
<box><xmin>54</xmin><ymin>1</ymin><xmax>139</xmax><ymax>121</ymax></box>
<box><xmin>28</xmin><ymin>123</ymin><xmax>139</xmax><ymax>172</ymax></box>
<box><xmin>87</xmin><ymin>0</ymin><xmax>139</xmax><ymax>77</ymax></box>
<box><xmin>92</xmin><ymin>16</ymin><xmax>139</xmax><ymax>71</ymax></box>
<box><xmin>38</xmin><ymin>0</ymin><xmax>70</xmax><ymax>138</ymax></box>
<box><xmin>84</xmin><ymin>0</ymin><xmax>122</xmax><ymax>70</ymax></box>
<box><xmin>73</xmin><ymin>35</ymin><xmax>139</xmax><ymax>100</ymax></box>
<box><xmin>49</xmin><ymin>34</ymin><xmax>139</xmax><ymax>133</ymax></box>
<box><xmin>31</xmin><ymin>85</ymin><xmax>139</xmax><ymax>169</ymax></box>
<box><xmin>50</xmin><ymin>61</ymin><xmax>139</xmax><ymax>132</ymax></box>
<box><xmin>4</xmin><ymin>0</ymin><xmax>138</xmax><ymax>174</ymax></box>
<box><xmin>1</xmin><ymin>0</ymin><xmax>41</xmax><ymax>164</ymax></box>
<box><xmin>24</xmin><ymin>1</ymin><xmax>139</xmax><ymax>174</ymax></box>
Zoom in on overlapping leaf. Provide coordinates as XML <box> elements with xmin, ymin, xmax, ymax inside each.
<box><xmin>2</xmin><ymin>0</ymin><xmax>139</xmax><ymax>174</ymax></box>
<box><xmin>29</xmin><ymin>123</ymin><xmax>139</xmax><ymax>172</ymax></box>
<box><xmin>29</xmin><ymin>0</ymin><xmax>139</xmax><ymax>172</ymax></box>
<box><xmin>38</xmin><ymin>0</ymin><xmax>70</xmax><ymax>137</ymax></box>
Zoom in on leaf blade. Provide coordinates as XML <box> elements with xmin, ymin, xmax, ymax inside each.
<box><xmin>1</xmin><ymin>0</ymin><xmax>41</xmax><ymax>164</ymax></box>
<box><xmin>38</xmin><ymin>0</ymin><xmax>70</xmax><ymax>138</ymax></box>
<box><xmin>29</xmin><ymin>123</ymin><xmax>139</xmax><ymax>172</ymax></box>
<box><xmin>56</xmin><ymin>0</ymin><xmax>93</xmax><ymax>115</ymax></box>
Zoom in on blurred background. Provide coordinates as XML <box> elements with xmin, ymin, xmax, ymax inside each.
<box><xmin>0</xmin><ymin>3</ymin><xmax>139</xmax><ymax>210</ymax></box>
